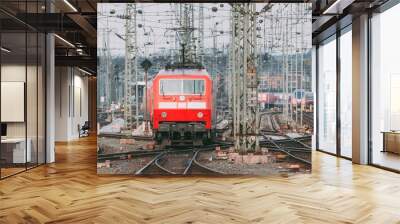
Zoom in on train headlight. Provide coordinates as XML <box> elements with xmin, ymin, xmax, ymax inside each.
<box><xmin>197</xmin><ymin>112</ymin><xmax>204</xmax><ymax>118</ymax></box>
<box><xmin>179</xmin><ymin>95</ymin><xmax>185</xmax><ymax>101</ymax></box>
<box><xmin>161</xmin><ymin>112</ymin><xmax>167</xmax><ymax>118</ymax></box>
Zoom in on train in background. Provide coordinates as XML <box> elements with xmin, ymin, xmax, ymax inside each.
<box><xmin>290</xmin><ymin>89</ymin><xmax>313</xmax><ymax>108</ymax></box>
<box><xmin>258</xmin><ymin>89</ymin><xmax>314</xmax><ymax>111</ymax></box>
<box><xmin>147</xmin><ymin>68</ymin><xmax>212</xmax><ymax>145</ymax></box>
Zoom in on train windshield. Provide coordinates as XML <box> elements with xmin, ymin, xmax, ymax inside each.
<box><xmin>293</xmin><ymin>89</ymin><xmax>305</xmax><ymax>99</ymax></box>
<box><xmin>295</xmin><ymin>91</ymin><xmax>304</xmax><ymax>99</ymax></box>
<box><xmin>160</xmin><ymin>79</ymin><xmax>205</xmax><ymax>95</ymax></box>
<box><xmin>183</xmin><ymin>80</ymin><xmax>204</xmax><ymax>94</ymax></box>
<box><xmin>160</xmin><ymin>80</ymin><xmax>181</xmax><ymax>95</ymax></box>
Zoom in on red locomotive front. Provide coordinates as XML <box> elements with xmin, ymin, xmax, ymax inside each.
<box><xmin>149</xmin><ymin>69</ymin><xmax>212</xmax><ymax>144</ymax></box>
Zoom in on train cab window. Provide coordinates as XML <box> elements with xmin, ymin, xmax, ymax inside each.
<box><xmin>295</xmin><ymin>91</ymin><xmax>304</xmax><ymax>99</ymax></box>
<box><xmin>160</xmin><ymin>80</ymin><xmax>181</xmax><ymax>95</ymax></box>
<box><xmin>183</xmin><ymin>80</ymin><xmax>204</xmax><ymax>95</ymax></box>
<box><xmin>159</xmin><ymin>79</ymin><xmax>205</xmax><ymax>95</ymax></box>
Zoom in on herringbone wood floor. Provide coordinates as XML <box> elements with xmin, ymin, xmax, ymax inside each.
<box><xmin>1</xmin><ymin>136</ymin><xmax>400</xmax><ymax>224</ymax></box>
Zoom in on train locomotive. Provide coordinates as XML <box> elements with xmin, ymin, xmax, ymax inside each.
<box><xmin>148</xmin><ymin>68</ymin><xmax>212</xmax><ymax>145</ymax></box>
<box><xmin>290</xmin><ymin>89</ymin><xmax>314</xmax><ymax>111</ymax></box>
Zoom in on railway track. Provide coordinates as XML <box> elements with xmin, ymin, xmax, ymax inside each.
<box><xmin>273</xmin><ymin>135</ymin><xmax>311</xmax><ymax>149</ymax></box>
<box><xmin>293</xmin><ymin>135</ymin><xmax>312</xmax><ymax>141</ymax></box>
<box><xmin>134</xmin><ymin>152</ymin><xmax>170</xmax><ymax>175</ymax></box>
<box><xmin>286</xmin><ymin>135</ymin><xmax>312</xmax><ymax>148</ymax></box>
<box><xmin>135</xmin><ymin>148</ymin><xmax>224</xmax><ymax>175</ymax></box>
<box><xmin>98</xmin><ymin>150</ymin><xmax>163</xmax><ymax>162</ymax></box>
<box><xmin>99</xmin><ymin>128</ymin><xmax>311</xmax><ymax>174</ymax></box>
<box><xmin>270</xmin><ymin>113</ymin><xmax>281</xmax><ymax>132</ymax></box>
<box><xmin>186</xmin><ymin>149</ymin><xmax>225</xmax><ymax>175</ymax></box>
<box><xmin>259</xmin><ymin>134</ymin><xmax>312</xmax><ymax>147</ymax></box>
<box><xmin>265</xmin><ymin>138</ymin><xmax>311</xmax><ymax>166</ymax></box>
<box><xmin>98</xmin><ymin>140</ymin><xmax>233</xmax><ymax>162</ymax></box>
<box><xmin>300</xmin><ymin>112</ymin><xmax>314</xmax><ymax>129</ymax></box>
<box><xmin>260</xmin><ymin>134</ymin><xmax>311</xmax><ymax>166</ymax></box>
<box><xmin>258</xmin><ymin>142</ymin><xmax>309</xmax><ymax>152</ymax></box>
<box><xmin>260</xmin><ymin>111</ymin><xmax>311</xmax><ymax>166</ymax></box>
<box><xmin>98</xmin><ymin>132</ymin><xmax>153</xmax><ymax>140</ymax></box>
<box><xmin>260</xmin><ymin>112</ymin><xmax>281</xmax><ymax>133</ymax></box>
<box><xmin>284</xmin><ymin>134</ymin><xmax>311</xmax><ymax>148</ymax></box>
<box><xmin>98</xmin><ymin>140</ymin><xmax>232</xmax><ymax>175</ymax></box>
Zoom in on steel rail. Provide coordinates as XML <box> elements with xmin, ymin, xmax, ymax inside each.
<box><xmin>97</xmin><ymin>150</ymin><xmax>164</xmax><ymax>162</ymax></box>
<box><xmin>192</xmin><ymin>149</ymin><xmax>225</xmax><ymax>175</ymax></box>
<box><xmin>284</xmin><ymin>134</ymin><xmax>312</xmax><ymax>149</ymax></box>
<box><xmin>182</xmin><ymin>148</ymin><xmax>223</xmax><ymax>175</ymax></box>
<box><xmin>155</xmin><ymin>148</ymin><xmax>195</xmax><ymax>175</ymax></box>
<box><xmin>135</xmin><ymin>152</ymin><xmax>166</xmax><ymax>175</ymax></box>
<box><xmin>263</xmin><ymin>135</ymin><xmax>311</xmax><ymax>165</ymax></box>
<box><xmin>98</xmin><ymin>132</ymin><xmax>153</xmax><ymax>140</ymax></box>
<box><xmin>183</xmin><ymin>150</ymin><xmax>198</xmax><ymax>175</ymax></box>
<box><xmin>154</xmin><ymin>155</ymin><xmax>177</xmax><ymax>175</ymax></box>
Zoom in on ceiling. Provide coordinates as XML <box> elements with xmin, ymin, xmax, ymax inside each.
<box><xmin>1</xmin><ymin>0</ymin><xmax>97</xmax><ymax>74</ymax></box>
<box><xmin>311</xmin><ymin>0</ymin><xmax>391</xmax><ymax>43</ymax></box>
<box><xmin>0</xmin><ymin>0</ymin><xmax>396</xmax><ymax>75</ymax></box>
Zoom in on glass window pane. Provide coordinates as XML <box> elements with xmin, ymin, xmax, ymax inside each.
<box><xmin>159</xmin><ymin>79</ymin><xmax>182</xmax><ymax>95</ymax></box>
<box><xmin>27</xmin><ymin>31</ymin><xmax>38</xmax><ymax>169</ymax></box>
<box><xmin>318</xmin><ymin>37</ymin><xmax>337</xmax><ymax>154</ymax></box>
<box><xmin>340</xmin><ymin>29</ymin><xmax>352</xmax><ymax>158</ymax></box>
<box><xmin>0</xmin><ymin>0</ymin><xmax>46</xmax><ymax>178</ymax></box>
<box><xmin>1</xmin><ymin>31</ymin><xmax>27</xmax><ymax>177</ymax></box>
<box><xmin>183</xmin><ymin>80</ymin><xmax>205</xmax><ymax>94</ymax></box>
<box><xmin>183</xmin><ymin>80</ymin><xmax>194</xmax><ymax>94</ymax></box>
<box><xmin>371</xmin><ymin>4</ymin><xmax>400</xmax><ymax>171</ymax></box>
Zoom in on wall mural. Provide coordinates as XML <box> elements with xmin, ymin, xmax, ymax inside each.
<box><xmin>97</xmin><ymin>3</ymin><xmax>313</xmax><ymax>176</ymax></box>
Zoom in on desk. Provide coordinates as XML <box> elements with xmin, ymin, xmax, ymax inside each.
<box><xmin>382</xmin><ymin>131</ymin><xmax>400</xmax><ymax>154</ymax></box>
<box><xmin>1</xmin><ymin>138</ymin><xmax>31</xmax><ymax>163</ymax></box>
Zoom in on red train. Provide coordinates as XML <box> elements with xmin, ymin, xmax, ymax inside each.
<box><xmin>148</xmin><ymin>68</ymin><xmax>213</xmax><ymax>145</ymax></box>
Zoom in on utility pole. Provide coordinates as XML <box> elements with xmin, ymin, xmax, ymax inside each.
<box><xmin>141</xmin><ymin>59</ymin><xmax>152</xmax><ymax>135</ymax></box>
<box><xmin>124</xmin><ymin>3</ymin><xmax>137</xmax><ymax>130</ymax></box>
<box><xmin>300</xmin><ymin>4</ymin><xmax>305</xmax><ymax>128</ymax></box>
<box><xmin>103</xmin><ymin>11</ymin><xmax>112</xmax><ymax>108</ymax></box>
<box><xmin>284</xmin><ymin>8</ymin><xmax>289</xmax><ymax>124</ymax></box>
<box><xmin>212</xmin><ymin>26</ymin><xmax>218</xmax><ymax>129</ymax></box>
<box><xmin>231</xmin><ymin>3</ymin><xmax>260</xmax><ymax>153</ymax></box>
<box><xmin>231</xmin><ymin>7</ymin><xmax>239</xmax><ymax>145</ymax></box>
<box><xmin>228</xmin><ymin>8</ymin><xmax>234</xmax><ymax>118</ymax></box>
<box><xmin>198</xmin><ymin>3</ymin><xmax>204</xmax><ymax>65</ymax></box>
<box><xmin>294</xmin><ymin>5</ymin><xmax>296</xmax><ymax>128</ymax></box>
<box><xmin>175</xmin><ymin>3</ymin><xmax>195</xmax><ymax>64</ymax></box>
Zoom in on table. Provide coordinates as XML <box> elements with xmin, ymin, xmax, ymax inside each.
<box><xmin>382</xmin><ymin>131</ymin><xmax>400</xmax><ymax>154</ymax></box>
<box><xmin>1</xmin><ymin>138</ymin><xmax>31</xmax><ymax>163</ymax></box>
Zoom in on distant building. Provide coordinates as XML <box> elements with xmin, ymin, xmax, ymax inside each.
<box><xmin>259</xmin><ymin>72</ymin><xmax>312</xmax><ymax>93</ymax></box>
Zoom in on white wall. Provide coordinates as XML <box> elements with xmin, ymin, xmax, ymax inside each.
<box><xmin>1</xmin><ymin>65</ymin><xmax>26</xmax><ymax>139</ymax></box>
<box><xmin>55</xmin><ymin>67</ymin><xmax>89</xmax><ymax>141</ymax></box>
<box><xmin>1</xmin><ymin>63</ymin><xmax>47</xmax><ymax>164</ymax></box>
<box><xmin>55</xmin><ymin>67</ymin><xmax>69</xmax><ymax>141</ymax></box>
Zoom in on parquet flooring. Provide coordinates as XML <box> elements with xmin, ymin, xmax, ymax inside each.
<box><xmin>0</xmin><ymin>167</ymin><xmax>26</xmax><ymax>178</ymax></box>
<box><xmin>1</xmin><ymin>136</ymin><xmax>400</xmax><ymax>223</ymax></box>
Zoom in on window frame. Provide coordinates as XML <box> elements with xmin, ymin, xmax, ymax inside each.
<box><xmin>315</xmin><ymin>24</ymin><xmax>353</xmax><ymax>160</ymax></box>
<box><xmin>158</xmin><ymin>78</ymin><xmax>206</xmax><ymax>96</ymax></box>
